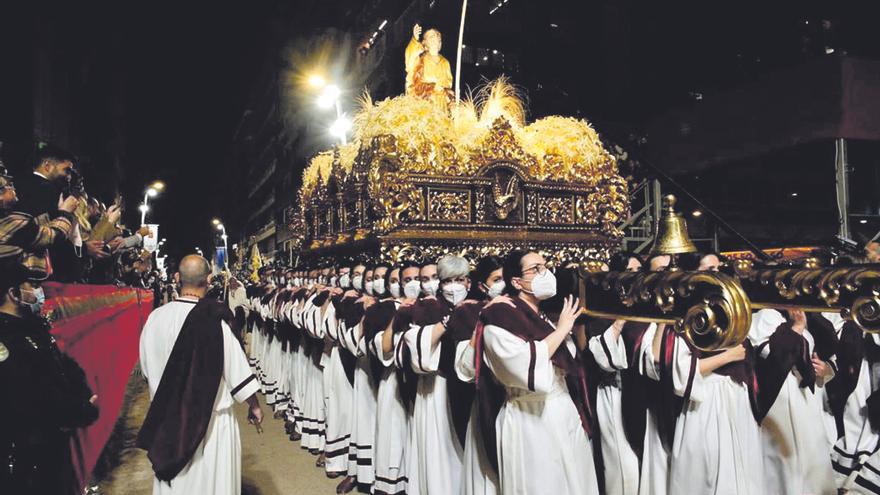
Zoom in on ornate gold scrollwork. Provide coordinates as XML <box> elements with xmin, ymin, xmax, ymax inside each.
<box><xmin>427</xmin><ymin>189</ymin><xmax>470</xmax><ymax>222</ymax></box>
<box><xmin>368</xmin><ymin>135</ymin><xmax>423</xmax><ymax>234</ymax></box>
<box><xmin>733</xmin><ymin>260</ymin><xmax>880</xmax><ymax>332</ymax></box>
<box><xmin>538</xmin><ymin>195</ymin><xmax>574</xmax><ymax>224</ymax></box>
<box><xmin>580</xmin><ymin>269</ymin><xmax>753</xmax><ymax>351</ymax></box>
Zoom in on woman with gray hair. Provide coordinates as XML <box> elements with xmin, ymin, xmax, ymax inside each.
<box><xmin>400</xmin><ymin>254</ymin><xmax>468</xmax><ymax>494</ymax></box>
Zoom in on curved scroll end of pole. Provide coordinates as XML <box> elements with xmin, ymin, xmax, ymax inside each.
<box><xmin>580</xmin><ymin>270</ymin><xmax>752</xmax><ymax>352</ymax></box>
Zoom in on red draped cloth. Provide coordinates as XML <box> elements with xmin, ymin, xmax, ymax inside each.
<box><xmin>41</xmin><ymin>282</ymin><xmax>154</xmax><ymax>491</ymax></box>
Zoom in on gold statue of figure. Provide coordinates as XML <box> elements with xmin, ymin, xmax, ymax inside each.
<box><xmin>405</xmin><ymin>24</ymin><xmax>454</xmax><ymax>107</ymax></box>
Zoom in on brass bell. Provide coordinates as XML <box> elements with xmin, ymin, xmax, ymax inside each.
<box><xmin>650</xmin><ymin>194</ymin><xmax>697</xmax><ymax>255</ymax></box>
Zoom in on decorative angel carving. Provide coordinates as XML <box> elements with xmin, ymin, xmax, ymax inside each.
<box><xmin>492</xmin><ymin>172</ymin><xmax>519</xmax><ymax>220</ymax></box>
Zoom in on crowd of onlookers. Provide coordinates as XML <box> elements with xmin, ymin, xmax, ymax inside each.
<box><xmin>1</xmin><ymin>143</ymin><xmax>164</xmax><ymax>493</ymax></box>
<box><xmin>1</xmin><ymin>143</ymin><xmax>159</xmax><ymax>288</ymax></box>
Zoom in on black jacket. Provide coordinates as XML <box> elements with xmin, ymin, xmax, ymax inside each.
<box><xmin>0</xmin><ymin>312</ymin><xmax>99</xmax><ymax>494</ymax></box>
<box><xmin>12</xmin><ymin>173</ymin><xmax>61</xmax><ymax>220</ymax></box>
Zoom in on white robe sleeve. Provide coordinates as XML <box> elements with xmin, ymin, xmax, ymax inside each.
<box><xmin>748</xmin><ymin>308</ymin><xmax>786</xmax><ymax>359</ymax></box>
<box><xmin>640</xmin><ymin>325</ymin><xmax>702</xmax><ymax>402</ymax></box>
<box><xmin>138</xmin><ymin>311</ymin><xmax>158</xmax><ymax>383</ymax></box>
<box><xmin>342</xmin><ymin>322</ymin><xmax>362</xmax><ymax>356</ymax></box>
<box><xmin>372</xmin><ymin>331</ymin><xmax>394</xmax><ymax>367</ymax></box>
<box><xmin>482</xmin><ymin>324</ymin><xmax>555</xmax><ymax>394</ymax></box>
<box><xmin>223</xmin><ymin>321</ymin><xmax>260</xmax><ymax>403</ymax></box>
<box><xmin>455</xmin><ymin>340</ymin><xmax>476</xmax><ymax>383</ymax></box>
<box><xmin>404</xmin><ymin>322</ymin><xmax>442</xmax><ymax>374</ymax></box>
<box><xmin>588</xmin><ymin>325</ymin><xmax>628</xmax><ymax>372</ymax></box>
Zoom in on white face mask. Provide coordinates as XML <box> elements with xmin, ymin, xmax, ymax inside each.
<box><xmin>372</xmin><ymin>278</ymin><xmax>386</xmax><ymax>296</ymax></box>
<box><xmin>442</xmin><ymin>282</ymin><xmax>468</xmax><ymax>306</ymax></box>
<box><xmin>523</xmin><ymin>270</ymin><xmax>557</xmax><ymax>301</ymax></box>
<box><xmin>403</xmin><ymin>280</ymin><xmax>422</xmax><ymax>299</ymax></box>
<box><xmin>390</xmin><ymin>282</ymin><xmax>402</xmax><ymax>299</ymax></box>
<box><xmin>352</xmin><ymin>275</ymin><xmax>363</xmax><ymax>291</ymax></box>
<box><xmin>21</xmin><ymin>287</ymin><xmax>46</xmax><ymax>315</ymax></box>
<box><xmin>364</xmin><ymin>278</ymin><xmax>374</xmax><ymax>295</ymax></box>
<box><xmin>422</xmin><ymin>279</ymin><xmax>439</xmax><ymax>297</ymax></box>
<box><xmin>339</xmin><ymin>273</ymin><xmax>351</xmax><ymax>289</ymax></box>
<box><xmin>487</xmin><ymin>280</ymin><xmax>505</xmax><ymax>298</ymax></box>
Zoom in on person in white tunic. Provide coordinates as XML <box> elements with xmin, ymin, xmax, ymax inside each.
<box><xmin>450</xmin><ymin>255</ymin><xmax>505</xmax><ymax>495</ymax></box>
<box><xmin>322</xmin><ymin>276</ymin><xmax>354</xmax><ymax>477</ymax></box>
<box><xmin>372</xmin><ymin>265</ymin><xmax>416</xmax><ymax>495</ymax></box>
<box><xmin>829</xmin><ymin>319</ymin><xmax>880</xmax><ymax>493</ymax></box>
<box><xmin>402</xmin><ymin>259</ymin><xmax>464</xmax><ymax>495</ymax></box>
<box><xmin>586</xmin><ymin>253</ymin><xmax>641</xmax><ymax>495</ymax></box>
<box><xmin>138</xmin><ymin>255</ymin><xmax>263</xmax><ymax>495</ymax></box>
<box><xmin>646</xmin><ymin>253</ymin><xmax>763</xmax><ymax>495</ymax></box>
<box><xmin>749</xmin><ymin>308</ymin><xmax>837</xmax><ymax>495</ymax></box>
<box><xmin>478</xmin><ymin>250</ymin><xmax>599</xmax><ymax>495</ymax></box>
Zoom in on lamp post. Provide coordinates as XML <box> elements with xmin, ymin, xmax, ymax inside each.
<box><xmin>141</xmin><ymin>181</ymin><xmax>164</xmax><ymax>225</ymax></box>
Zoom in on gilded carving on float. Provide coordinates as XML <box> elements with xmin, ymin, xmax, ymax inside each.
<box><xmin>491</xmin><ymin>169</ymin><xmax>519</xmax><ymax>220</ymax></box>
<box><xmin>427</xmin><ymin>189</ymin><xmax>471</xmax><ymax>222</ymax></box>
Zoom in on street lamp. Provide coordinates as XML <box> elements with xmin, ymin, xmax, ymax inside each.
<box><xmin>317</xmin><ymin>85</ymin><xmax>341</xmax><ymax>109</ymax></box>
<box><xmin>308</xmin><ymin>74</ymin><xmax>326</xmax><ymax>89</ymax></box>
<box><xmin>330</xmin><ymin>117</ymin><xmax>352</xmax><ymax>142</ymax></box>
<box><xmin>310</xmin><ymin>79</ymin><xmax>348</xmax><ymax>144</ymax></box>
<box><xmin>214</xmin><ymin>220</ymin><xmax>229</xmax><ymax>268</ymax></box>
<box><xmin>141</xmin><ymin>181</ymin><xmax>164</xmax><ymax>225</ymax></box>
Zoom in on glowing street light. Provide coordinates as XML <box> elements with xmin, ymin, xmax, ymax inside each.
<box><xmin>141</xmin><ymin>180</ymin><xmax>165</xmax><ymax>225</ymax></box>
<box><xmin>308</xmin><ymin>74</ymin><xmax>326</xmax><ymax>89</ymax></box>
<box><xmin>317</xmin><ymin>85</ymin><xmax>341</xmax><ymax>109</ymax></box>
<box><xmin>329</xmin><ymin>116</ymin><xmax>352</xmax><ymax>142</ymax></box>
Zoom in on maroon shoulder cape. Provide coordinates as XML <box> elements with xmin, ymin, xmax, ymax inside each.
<box><xmin>753</xmin><ymin>322</ymin><xmax>814</xmax><ymax>422</ymax></box>
<box><xmin>363</xmin><ymin>299</ymin><xmax>399</xmax><ymax>383</ymax></box>
<box><xmin>136</xmin><ymin>298</ymin><xmax>232</xmax><ymax>482</ymax></box>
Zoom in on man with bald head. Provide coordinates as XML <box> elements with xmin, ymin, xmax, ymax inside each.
<box><xmin>137</xmin><ymin>255</ymin><xmax>263</xmax><ymax>495</ymax></box>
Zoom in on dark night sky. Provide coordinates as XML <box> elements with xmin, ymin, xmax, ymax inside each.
<box><xmin>118</xmin><ymin>5</ymin><xmax>273</xmax><ymax>261</ymax></box>
<box><xmin>1</xmin><ymin>3</ymin><xmax>276</xmax><ymax>262</ymax></box>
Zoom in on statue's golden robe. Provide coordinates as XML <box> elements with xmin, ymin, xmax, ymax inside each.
<box><xmin>405</xmin><ymin>36</ymin><xmax>453</xmax><ymax>106</ymax></box>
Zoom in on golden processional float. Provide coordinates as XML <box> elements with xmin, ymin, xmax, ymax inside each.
<box><xmin>290</xmin><ymin>79</ymin><xmax>629</xmax><ymax>268</ymax></box>
<box><xmin>288</xmin><ymin>28</ymin><xmax>880</xmax><ymax>351</ymax></box>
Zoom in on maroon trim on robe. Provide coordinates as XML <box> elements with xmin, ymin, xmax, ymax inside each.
<box><xmin>136</xmin><ymin>298</ymin><xmax>235</xmax><ymax>482</ymax></box>
<box><xmin>475</xmin><ymin>297</ymin><xmax>596</xmax><ymax>474</ymax></box>
<box><xmin>527</xmin><ymin>341</ymin><xmax>537</xmax><ymax>391</ymax></box>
